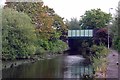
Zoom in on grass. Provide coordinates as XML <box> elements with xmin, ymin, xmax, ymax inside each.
<box><xmin>90</xmin><ymin>45</ymin><xmax>109</xmax><ymax>78</ymax></box>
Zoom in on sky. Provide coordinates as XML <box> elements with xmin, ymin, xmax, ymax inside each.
<box><xmin>43</xmin><ymin>0</ymin><xmax>119</xmax><ymax>20</ymax></box>
<box><xmin>0</xmin><ymin>0</ymin><xmax>119</xmax><ymax>20</ymax></box>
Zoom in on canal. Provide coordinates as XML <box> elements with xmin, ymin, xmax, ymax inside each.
<box><xmin>2</xmin><ymin>55</ymin><xmax>94</xmax><ymax>79</ymax></box>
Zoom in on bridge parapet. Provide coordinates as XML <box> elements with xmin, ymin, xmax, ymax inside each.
<box><xmin>68</xmin><ymin>29</ymin><xmax>93</xmax><ymax>38</ymax></box>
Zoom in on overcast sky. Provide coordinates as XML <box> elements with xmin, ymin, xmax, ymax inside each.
<box><xmin>43</xmin><ymin>0</ymin><xmax>119</xmax><ymax>20</ymax></box>
<box><xmin>0</xmin><ymin>0</ymin><xmax>119</xmax><ymax>20</ymax></box>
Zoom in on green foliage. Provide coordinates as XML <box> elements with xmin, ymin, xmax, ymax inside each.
<box><xmin>91</xmin><ymin>45</ymin><xmax>108</xmax><ymax>57</ymax></box>
<box><xmin>50</xmin><ymin>40</ymin><xmax>68</xmax><ymax>53</ymax></box>
<box><xmin>4</xmin><ymin>2</ymin><xmax>68</xmax><ymax>53</ymax></box>
<box><xmin>91</xmin><ymin>45</ymin><xmax>108</xmax><ymax>71</ymax></box>
<box><xmin>118</xmin><ymin>1</ymin><xmax>120</xmax><ymax>36</ymax></box>
<box><xmin>35</xmin><ymin>46</ymin><xmax>46</xmax><ymax>55</ymax></box>
<box><xmin>4</xmin><ymin>2</ymin><xmax>67</xmax><ymax>40</ymax></box>
<box><xmin>117</xmin><ymin>40</ymin><xmax>120</xmax><ymax>52</ymax></box>
<box><xmin>53</xmin><ymin>15</ymin><xmax>67</xmax><ymax>32</ymax></box>
<box><xmin>36</xmin><ymin>39</ymin><xmax>68</xmax><ymax>54</ymax></box>
<box><xmin>3</xmin><ymin>2</ymin><xmax>69</xmax><ymax>60</ymax></box>
<box><xmin>2</xmin><ymin>8</ymin><xmax>37</xmax><ymax>60</ymax></box>
<box><xmin>4</xmin><ymin>2</ymin><xmax>44</xmax><ymax>25</ymax></box>
<box><xmin>114</xmin><ymin>38</ymin><xmax>120</xmax><ymax>52</ymax></box>
<box><xmin>111</xmin><ymin>3</ymin><xmax>120</xmax><ymax>52</ymax></box>
<box><xmin>65</xmin><ymin>18</ymin><xmax>80</xmax><ymax>30</ymax></box>
<box><xmin>92</xmin><ymin>56</ymin><xmax>107</xmax><ymax>73</ymax></box>
<box><xmin>35</xmin><ymin>29</ymin><xmax>68</xmax><ymax>54</ymax></box>
<box><xmin>80</xmin><ymin>9</ymin><xmax>112</xmax><ymax>29</ymax></box>
<box><xmin>110</xmin><ymin>17</ymin><xmax>118</xmax><ymax>39</ymax></box>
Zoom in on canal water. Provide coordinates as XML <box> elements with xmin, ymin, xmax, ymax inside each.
<box><xmin>2</xmin><ymin>55</ymin><xmax>93</xmax><ymax>78</ymax></box>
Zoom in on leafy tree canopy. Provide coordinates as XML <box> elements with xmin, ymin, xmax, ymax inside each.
<box><xmin>4</xmin><ymin>2</ymin><xmax>67</xmax><ymax>40</ymax></box>
<box><xmin>80</xmin><ymin>9</ymin><xmax>112</xmax><ymax>29</ymax></box>
<box><xmin>65</xmin><ymin>18</ymin><xmax>80</xmax><ymax>30</ymax></box>
<box><xmin>111</xmin><ymin>1</ymin><xmax>120</xmax><ymax>51</ymax></box>
<box><xmin>2</xmin><ymin>8</ymin><xmax>37</xmax><ymax>60</ymax></box>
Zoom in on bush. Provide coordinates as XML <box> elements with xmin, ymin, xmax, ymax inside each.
<box><xmin>2</xmin><ymin>8</ymin><xmax>37</xmax><ymax>60</ymax></box>
<box><xmin>91</xmin><ymin>45</ymin><xmax>108</xmax><ymax>58</ymax></box>
<box><xmin>47</xmin><ymin>40</ymin><xmax>68</xmax><ymax>54</ymax></box>
<box><xmin>35</xmin><ymin>38</ymin><xmax>68</xmax><ymax>54</ymax></box>
<box><xmin>94</xmin><ymin>28</ymin><xmax>112</xmax><ymax>47</ymax></box>
<box><xmin>114</xmin><ymin>38</ymin><xmax>120</xmax><ymax>52</ymax></box>
<box><xmin>35</xmin><ymin>46</ymin><xmax>46</xmax><ymax>55</ymax></box>
<box><xmin>91</xmin><ymin>45</ymin><xmax>108</xmax><ymax>72</ymax></box>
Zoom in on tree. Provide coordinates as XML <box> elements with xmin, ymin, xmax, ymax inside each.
<box><xmin>111</xmin><ymin>1</ymin><xmax>120</xmax><ymax>52</ymax></box>
<box><xmin>5</xmin><ymin>2</ymin><xmax>54</xmax><ymax>38</ymax></box>
<box><xmin>118</xmin><ymin>1</ymin><xmax>120</xmax><ymax>37</ymax></box>
<box><xmin>93</xmin><ymin>28</ymin><xmax>112</xmax><ymax>47</ymax></box>
<box><xmin>65</xmin><ymin>18</ymin><xmax>80</xmax><ymax>30</ymax></box>
<box><xmin>4</xmin><ymin>2</ymin><xmax>68</xmax><ymax>55</ymax></box>
<box><xmin>80</xmin><ymin>9</ymin><xmax>112</xmax><ymax>29</ymax></box>
<box><xmin>4</xmin><ymin>2</ymin><xmax>67</xmax><ymax>40</ymax></box>
<box><xmin>2</xmin><ymin>8</ymin><xmax>37</xmax><ymax>60</ymax></box>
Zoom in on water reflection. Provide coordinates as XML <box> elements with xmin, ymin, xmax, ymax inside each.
<box><xmin>2</xmin><ymin>55</ymin><xmax>93</xmax><ymax>78</ymax></box>
<box><xmin>63</xmin><ymin>55</ymin><xmax>93</xmax><ymax>78</ymax></box>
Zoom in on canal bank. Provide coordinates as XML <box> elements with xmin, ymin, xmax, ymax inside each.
<box><xmin>2</xmin><ymin>53</ymin><xmax>63</xmax><ymax>69</ymax></box>
<box><xmin>94</xmin><ymin>49</ymin><xmax>119</xmax><ymax>79</ymax></box>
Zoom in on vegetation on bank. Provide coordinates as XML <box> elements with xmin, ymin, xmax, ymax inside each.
<box><xmin>111</xmin><ymin>2</ymin><xmax>120</xmax><ymax>52</ymax></box>
<box><xmin>90</xmin><ymin>45</ymin><xmax>109</xmax><ymax>77</ymax></box>
<box><xmin>2</xmin><ymin>8</ymin><xmax>37</xmax><ymax>60</ymax></box>
<box><xmin>2</xmin><ymin>1</ymin><xmax>68</xmax><ymax>60</ymax></box>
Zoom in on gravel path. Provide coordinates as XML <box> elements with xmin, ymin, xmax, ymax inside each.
<box><xmin>106</xmin><ymin>49</ymin><xmax>119</xmax><ymax>79</ymax></box>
